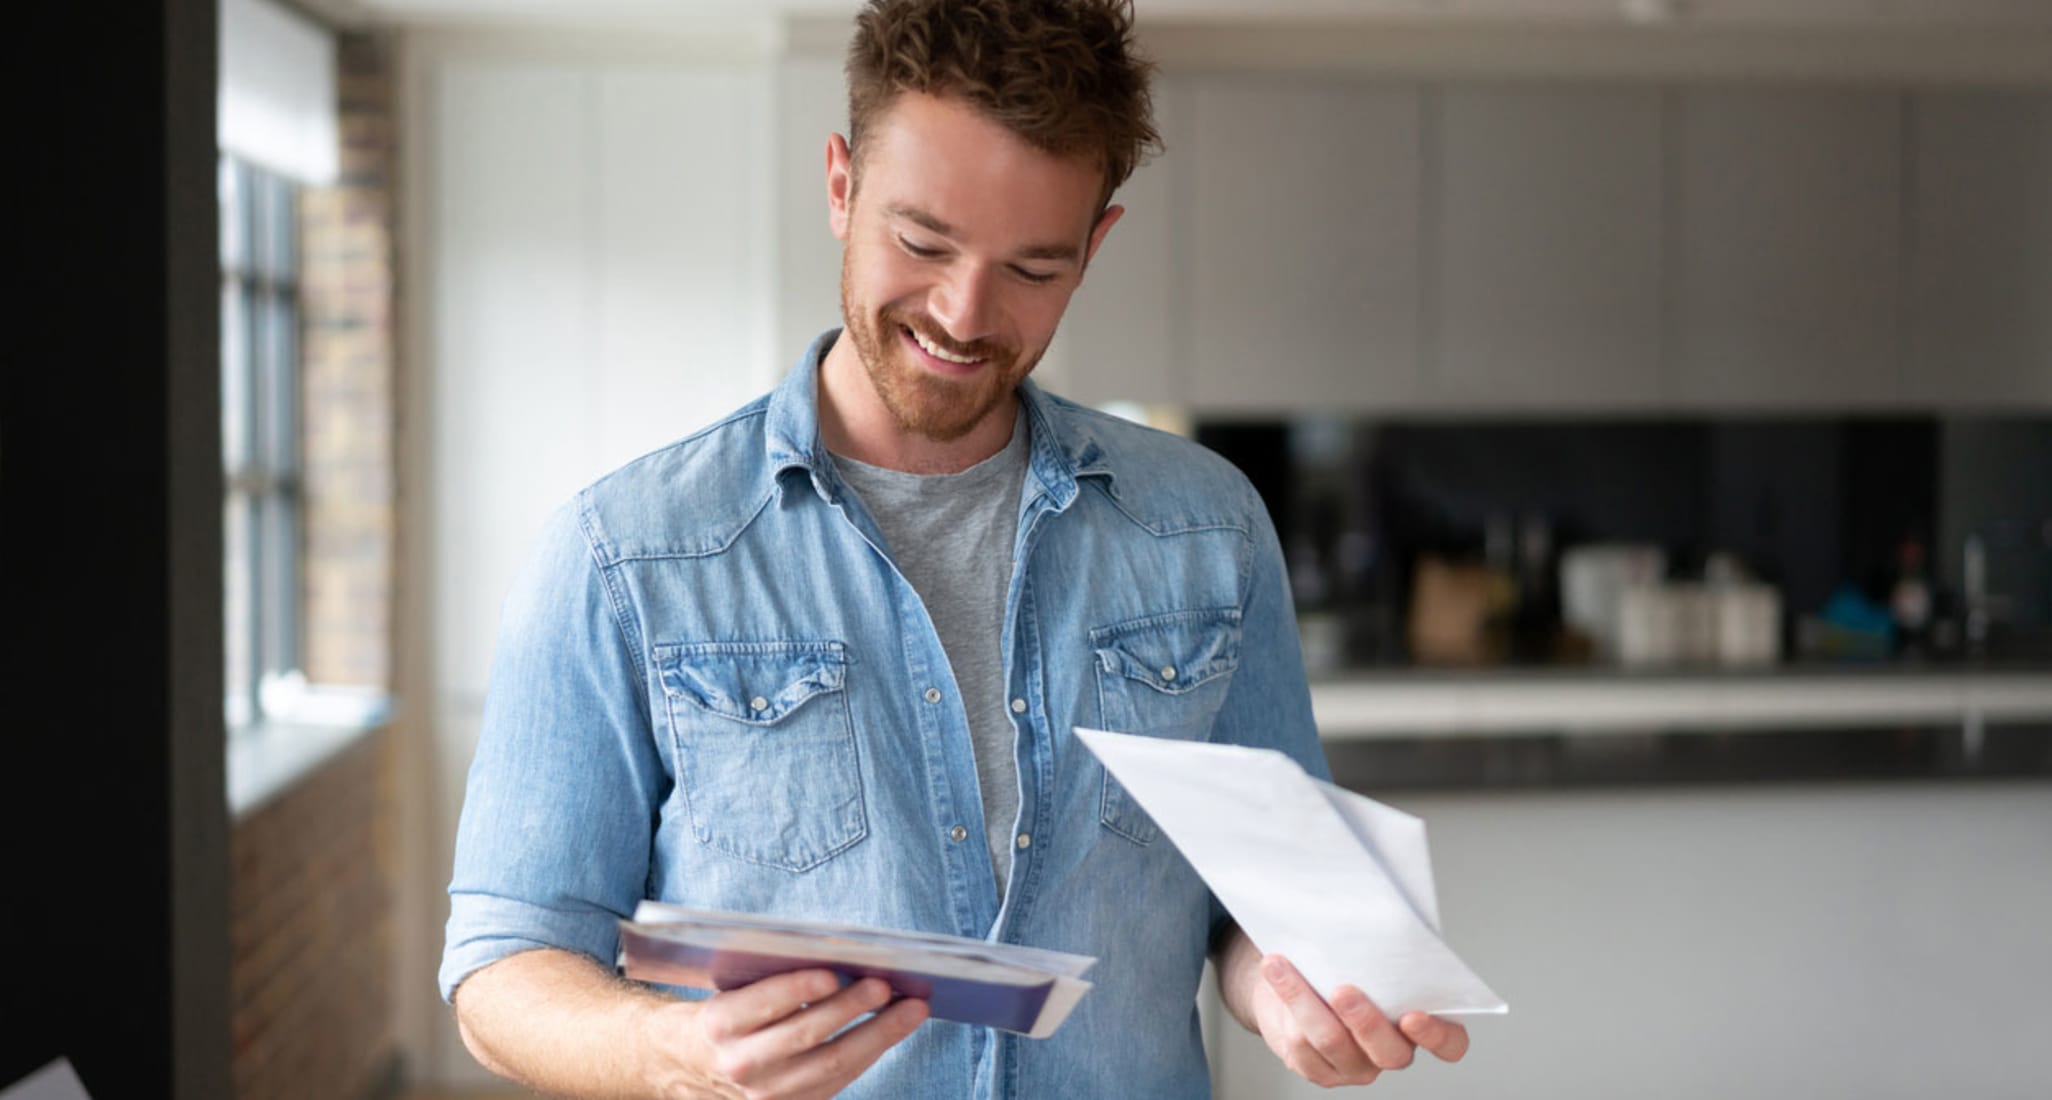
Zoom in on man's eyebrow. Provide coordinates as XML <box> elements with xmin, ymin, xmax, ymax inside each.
<box><xmin>886</xmin><ymin>203</ymin><xmax>954</xmax><ymax>237</ymax></box>
<box><xmin>886</xmin><ymin>203</ymin><xmax>1080</xmax><ymax>265</ymax></box>
<box><xmin>1014</xmin><ymin>241</ymin><xmax>1080</xmax><ymax>263</ymax></box>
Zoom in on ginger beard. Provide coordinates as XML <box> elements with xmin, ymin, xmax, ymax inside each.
<box><xmin>838</xmin><ymin>249</ymin><xmax>1041</xmax><ymax>444</ymax></box>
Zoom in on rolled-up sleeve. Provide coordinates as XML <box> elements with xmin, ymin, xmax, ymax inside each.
<box><xmin>438</xmin><ymin>496</ymin><xmax>666</xmax><ymax>1003</ymax></box>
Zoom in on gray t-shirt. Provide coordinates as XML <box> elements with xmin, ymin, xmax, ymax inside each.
<box><xmin>831</xmin><ymin>413</ymin><xmax>1029</xmax><ymax>899</ymax></box>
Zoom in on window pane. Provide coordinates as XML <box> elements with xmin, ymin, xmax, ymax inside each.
<box><xmin>260</xmin><ymin>485</ymin><xmax>299</xmax><ymax>678</ymax></box>
<box><xmin>218</xmin><ymin>156</ymin><xmax>246</xmax><ymax>274</ymax></box>
<box><xmin>224</xmin><ymin>496</ymin><xmax>254</xmax><ymax>728</ymax></box>
<box><xmin>269</xmin><ymin>291</ymin><xmax>300</xmax><ymax>474</ymax></box>
<box><xmin>221</xmin><ymin>280</ymin><xmax>250</xmax><ymax>473</ymax></box>
<box><xmin>257</xmin><ymin>172</ymin><xmax>296</xmax><ymax>282</ymax></box>
<box><xmin>259</xmin><ymin>292</ymin><xmax>295</xmax><ymax>471</ymax></box>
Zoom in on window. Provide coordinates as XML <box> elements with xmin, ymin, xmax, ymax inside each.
<box><xmin>220</xmin><ymin>155</ymin><xmax>304</xmax><ymax>729</ymax></box>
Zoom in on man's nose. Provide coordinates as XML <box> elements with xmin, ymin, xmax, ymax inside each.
<box><xmin>928</xmin><ymin>264</ymin><xmax>997</xmax><ymax>345</ymax></box>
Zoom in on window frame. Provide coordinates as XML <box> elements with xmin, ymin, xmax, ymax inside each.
<box><xmin>220</xmin><ymin>154</ymin><xmax>305</xmax><ymax>731</ymax></box>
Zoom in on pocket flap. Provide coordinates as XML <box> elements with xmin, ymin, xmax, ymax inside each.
<box><xmin>1090</xmin><ymin>608</ymin><xmax>1242</xmax><ymax>695</ymax></box>
<box><xmin>656</xmin><ymin>642</ymin><xmax>848</xmax><ymax>725</ymax></box>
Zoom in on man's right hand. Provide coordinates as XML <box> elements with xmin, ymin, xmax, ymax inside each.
<box><xmin>452</xmin><ymin>949</ymin><xmax>927</xmax><ymax>1100</ymax></box>
<box><xmin>648</xmin><ymin>969</ymin><xmax>930</xmax><ymax>1100</ymax></box>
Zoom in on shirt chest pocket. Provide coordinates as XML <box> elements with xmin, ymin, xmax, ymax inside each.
<box><xmin>654</xmin><ymin>641</ymin><xmax>867</xmax><ymax>872</ymax></box>
<box><xmin>1089</xmin><ymin>608</ymin><xmax>1242</xmax><ymax>845</ymax></box>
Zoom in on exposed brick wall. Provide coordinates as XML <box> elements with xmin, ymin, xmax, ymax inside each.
<box><xmin>300</xmin><ymin>31</ymin><xmax>398</xmax><ymax>689</ymax></box>
<box><xmin>230</xmin><ymin>730</ymin><xmax>394</xmax><ymax>1100</ymax></box>
<box><xmin>229</xmin><ymin>30</ymin><xmax>402</xmax><ymax>1100</ymax></box>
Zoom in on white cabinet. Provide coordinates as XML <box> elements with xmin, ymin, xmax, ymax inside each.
<box><xmin>1043</xmin><ymin>79</ymin><xmax>1184</xmax><ymax>406</ymax></box>
<box><xmin>1431</xmin><ymin>86</ymin><xmax>1665</xmax><ymax>410</ymax></box>
<box><xmin>1671</xmin><ymin>89</ymin><xmax>1905</xmax><ymax>409</ymax></box>
<box><xmin>1185</xmin><ymin>75</ymin><xmax>1425</xmax><ymax>413</ymax></box>
<box><xmin>1906</xmin><ymin>91</ymin><xmax>2052</xmax><ymax>409</ymax></box>
<box><xmin>761</xmin><ymin>71</ymin><xmax>2046</xmax><ymax>416</ymax></box>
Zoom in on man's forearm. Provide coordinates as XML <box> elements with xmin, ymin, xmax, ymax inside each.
<box><xmin>1209</xmin><ymin>923</ymin><xmax>1265</xmax><ymax>1034</ymax></box>
<box><xmin>453</xmin><ymin>947</ymin><xmax>715</xmax><ymax>1099</ymax></box>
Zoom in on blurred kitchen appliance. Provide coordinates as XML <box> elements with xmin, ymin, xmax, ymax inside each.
<box><xmin>1559</xmin><ymin>544</ymin><xmax>1667</xmax><ymax>661</ymax></box>
<box><xmin>1618</xmin><ymin>580</ymin><xmax>1782</xmax><ymax>667</ymax></box>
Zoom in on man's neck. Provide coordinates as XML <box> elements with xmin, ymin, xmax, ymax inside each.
<box><xmin>817</xmin><ymin>332</ymin><xmax>1021</xmax><ymax>475</ymax></box>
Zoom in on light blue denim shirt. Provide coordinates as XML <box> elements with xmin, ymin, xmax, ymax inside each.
<box><xmin>442</xmin><ymin>331</ymin><xmax>1330</xmax><ymax>1099</ymax></box>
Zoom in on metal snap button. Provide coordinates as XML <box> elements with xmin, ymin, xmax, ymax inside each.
<box><xmin>1015</xmin><ymin>833</ymin><xmax>1032</xmax><ymax>850</ymax></box>
<box><xmin>924</xmin><ymin>687</ymin><xmax>943</xmax><ymax>704</ymax></box>
<box><xmin>949</xmin><ymin>825</ymin><xmax>968</xmax><ymax>842</ymax></box>
<box><xmin>750</xmin><ymin>696</ymin><xmax>769</xmax><ymax>712</ymax></box>
<box><xmin>1011</xmin><ymin>697</ymin><xmax>1027</xmax><ymax>714</ymax></box>
<box><xmin>1160</xmin><ymin>665</ymin><xmax>1177</xmax><ymax>681</ymax></box>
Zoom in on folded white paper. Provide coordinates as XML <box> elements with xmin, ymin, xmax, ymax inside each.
<box><xmin>1076</xmin><ymin>727</ymin><xmax>1507</xmax><ymax>1020</ymax></box>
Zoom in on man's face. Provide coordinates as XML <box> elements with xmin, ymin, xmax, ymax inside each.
<box><xmin>828</xmin><ymin>92</ymin><xmax>1122</xmax><ymax>442</ymax></box>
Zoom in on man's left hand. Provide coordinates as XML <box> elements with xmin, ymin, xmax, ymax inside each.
<box><xmin>1226</xmin><ymin>947</ymin><xmax>1469</xmax><ymax>1088</ymax></box>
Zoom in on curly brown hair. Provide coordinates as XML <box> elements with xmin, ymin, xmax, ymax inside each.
<box><xmin>845</xmin><ymin>0</ymin><xmax>1161</xmax><ymax>210</ymax></box>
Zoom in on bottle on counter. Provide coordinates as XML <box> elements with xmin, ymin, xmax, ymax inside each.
<box><xmin>1963</xmin><ymin>532</ymin><xmax>1990</xmax><ymax>657</ymax></box>
<box><xmin>1889</xmin><ymin>535</ymin><xmax>1933</xmax><ymax>655</ymax></box>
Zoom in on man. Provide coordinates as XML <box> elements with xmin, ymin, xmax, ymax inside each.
<box><xmin>441</xmin><ymin>1</ymin><xmax>1470</xmax><ymax>1095</ymax></box>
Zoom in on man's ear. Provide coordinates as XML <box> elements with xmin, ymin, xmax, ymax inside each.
<box><xmin>1079</xmin><ymin>203</ymin><xmax>1125</xmax><ymax>280</ymax></box>
<box><xmin>827</xmin><ymin>133</ymin><xmax>855</xmax><ymax>242</ymax></box>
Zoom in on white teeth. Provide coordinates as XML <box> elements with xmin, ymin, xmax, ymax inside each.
<box><xmin>910</xmin><ymin>327</ymin><xmax>980</xmax><ymax>364</ymax></box>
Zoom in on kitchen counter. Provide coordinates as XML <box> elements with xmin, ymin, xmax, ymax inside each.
<box><xmin>1309</xmin><ymin>660</ymin><xmax>2052</xmax><ymax>739</ymax></box>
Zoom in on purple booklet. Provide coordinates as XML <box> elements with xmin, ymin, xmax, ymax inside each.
<box><xmin>617</xmin><ymin>902</ymin><xmax>1096</xmax><ymax>1038</ymax></box>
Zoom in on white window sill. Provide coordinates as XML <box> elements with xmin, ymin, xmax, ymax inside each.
<box><xmin>227</xmin><ymin>685</ymin><xmax>392</xmax><ymax>821</ymax></box>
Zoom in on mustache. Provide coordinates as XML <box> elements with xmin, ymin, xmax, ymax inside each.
<box><xmin>887</xmin><ymin>312</ymin><xmax>1003</xmax><ymax>362</ymax></box>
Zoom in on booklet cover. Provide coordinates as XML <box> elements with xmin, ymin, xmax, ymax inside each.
<box><xmin>617</xmin><ymin>902</ymin><xmax>1096</xmax><ymax>1039</ymax></box>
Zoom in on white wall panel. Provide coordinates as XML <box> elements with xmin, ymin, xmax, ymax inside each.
<box><xmin>434</xmin><ymin>59</ymin><xmax>596</xmax><ymax>702</ymax></box>
<box><xmin>775</xmin><ymin>56</ymin><xmax>849</xmax><ymax>376</ymax></box>
<box><xmin>596</xmin><ymin>66</ymin><xmax>774</xmax><ymax>468</ymax></box>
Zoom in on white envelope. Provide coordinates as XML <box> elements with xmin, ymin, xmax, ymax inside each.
<box><xmin>1076</xmin><ymin>727</ymin><xmax>1507</xmax><ymax>1021</ymax></box>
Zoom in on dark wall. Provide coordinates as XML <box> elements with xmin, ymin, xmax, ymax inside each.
<box><xmin>3</xmin><ymin>0</ymin><xmax>228</xmax><ymax>1096</ymax></box>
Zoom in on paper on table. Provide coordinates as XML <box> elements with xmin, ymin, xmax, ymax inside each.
<box><xmin>1076</xmin><ymin>727</ymin><xmax>1507</xmax><ymax>1021</ymax></box>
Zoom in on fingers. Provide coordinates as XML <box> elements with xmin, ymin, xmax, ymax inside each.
<box><xmin>699</xmin><ymin>969</ymin><xmax>844</xmax><ymax>1042</ymax></box>
<box><xmin>1330</xmin><ymin>985</ymin><xmax>1415</xmax><ymax>1071</ymax></box>
<box><xmin>1400</xmin><ymin>1011</ymin><xmax>1471</xmax><ymax>1064</ymax></box>
<box><xmin>1260</xmin><ymin>955</ymin><xmax>1381</xmax><ymax>1086</ymax></box>
<box><xmin>704</xmin><ymin>975</ymin><xmax>929</xmax><ymax>1097</ymax></box>
<box><xmin>748</xmin><ymin>977</ymin><xmax>897</xmax><ymax>1057</ymax></box>
<box><xmin>771</xmin><ymin>994</ymin><xmax>929</xmax><ymax>1095</ymax></box>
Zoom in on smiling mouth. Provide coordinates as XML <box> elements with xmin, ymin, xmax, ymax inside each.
<box><xmin>900</xmin><ymin>323</ymin><xmax>987</xmax><ymax>368</ymax></box>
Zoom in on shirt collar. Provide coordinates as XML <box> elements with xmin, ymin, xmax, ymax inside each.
<box><xmin>766</xmin><ymin>328</ymin><xmax>1118</xmax><ymax>508</ymax></box>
